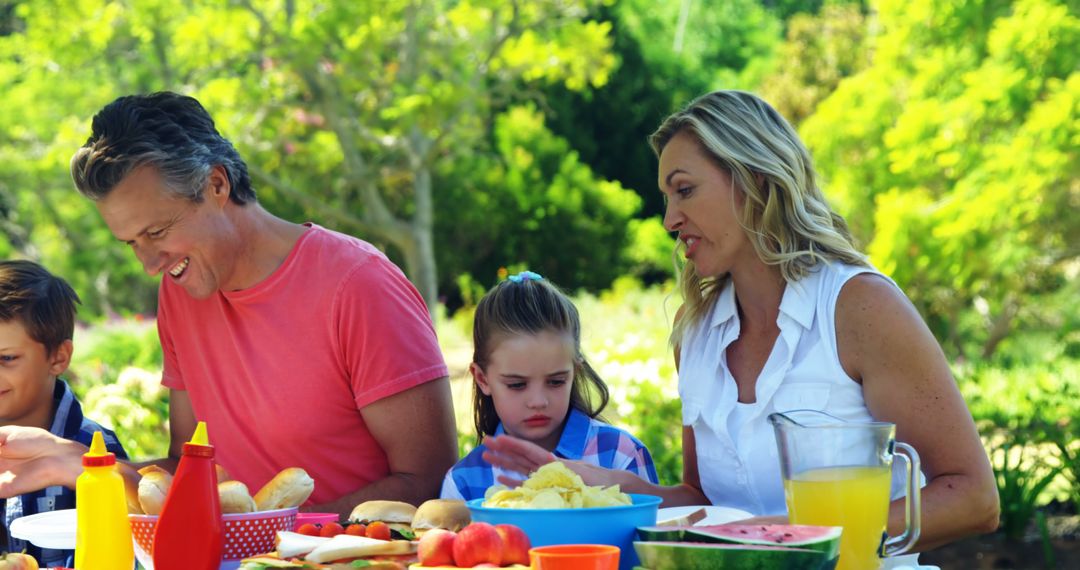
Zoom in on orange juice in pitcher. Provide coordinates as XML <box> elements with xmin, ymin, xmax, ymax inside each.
<box><xmin>769</xmin><ymin>410</ymin><xmax>921</xmax><ymax>570</ymax></box>
<box><xmin>784</xmin><ymin>465</ymin><xmax>892</xmax><ymax>570</ymax></box>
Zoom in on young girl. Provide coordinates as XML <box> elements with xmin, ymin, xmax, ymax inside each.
<box><xmin>440</xmin><ymin>271</ymin><xmax>659</xmax><ymax>501</ymax></box>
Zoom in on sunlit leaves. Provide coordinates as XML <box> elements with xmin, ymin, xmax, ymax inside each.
<box><xmin>807</xmin><ymin>0</ymin><xmax>1079</xmax><ymax>359</ymax></box>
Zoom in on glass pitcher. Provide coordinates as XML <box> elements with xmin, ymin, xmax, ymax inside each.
<box><xmin>769</xmin><ymin>410</ymin><xmax>921</xmax><ymax>570</ymax></box>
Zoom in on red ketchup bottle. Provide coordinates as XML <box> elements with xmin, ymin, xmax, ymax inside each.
<box><xmin>152</xmin><ymin>421</ymin><xmax>223</xmax><ymax>570</ymax></box>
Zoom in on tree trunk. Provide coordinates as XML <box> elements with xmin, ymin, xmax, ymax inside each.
<box><xmin>982</xmin><ymin>300</ymin><xmax>1019</xmax><ymax>359</ymax></box>
<box><xmin>408</xmin><ymin>127</ymin><xmax>438</xmax><ymax>313</ymax></box>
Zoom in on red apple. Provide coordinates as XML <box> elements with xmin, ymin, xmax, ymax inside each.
<box><xmin>452</xmin><ymin>522</ymin><xmax>503</xmax><ymax>567</ymax></box>
<box><xmin>417</xmin><ymin>528</ymin><xmax>457</xmax><ymax>566</ymax></box>
<box><xmin>494</xmin><ymin>524</ymin><xmax>531</xmax><ymax>565</ymax></box>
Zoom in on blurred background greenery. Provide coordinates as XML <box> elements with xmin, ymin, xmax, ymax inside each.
<box><xmin>1</xmin><ymin>0</ymin><xmax>1077</xmax><ymax>563</ymax></box>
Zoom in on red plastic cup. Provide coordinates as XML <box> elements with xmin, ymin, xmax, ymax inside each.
<box><xmin>530</xmin><ymin>544</ymin><xmax>620</xmax><ymax>570</ymax></box>
<box><xmin>293</xmin><ymin>512</ymin><xmax>340</xmax><ymax>530</ymax></box>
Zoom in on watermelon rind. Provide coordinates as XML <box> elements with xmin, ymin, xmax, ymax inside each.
<box><xmin>634</xmin><ymin>541</ymin><xmax>835</xmax><ymax>570</ymax></box>
<box><xmin>687</xmin><ymin>524</ymin><xmax>842</xmax><ymax>560</ymax></box>
<box><xmin>635</xmin><ymin>526</ymin><xmax>688</xmax><ymax>542</ymax></box>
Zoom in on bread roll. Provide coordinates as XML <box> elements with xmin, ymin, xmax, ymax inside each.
<box><xmin>254</xmin><ymin>467</ymin><xmax>315</xmax><ymax>511</ymax></box>
<box><xmin>412</xmin><ymin>499</ymin><xmax>471</xmax><ymax>536</ymax></box>
<box><xmin>138</xmin><ymin>467</ymin><xmax>173</xmax><ymax>515</ymax></box>
<box><xmin>126</xmin><ymin>473</ymin><xmax>144</xmax><ymax>514</ymax></box>
<box><xmin>218</xmin><ymin>480</ymin><xmax>257</xmax><ymax>514</ymax></box>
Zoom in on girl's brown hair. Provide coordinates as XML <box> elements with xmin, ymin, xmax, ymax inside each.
<box><xmin>472</xmin><ymin>273</ymin><xmax>608</xmax><ymax>441</ymax></box>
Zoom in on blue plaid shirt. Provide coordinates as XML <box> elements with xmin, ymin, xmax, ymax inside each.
<box><xmin>441</xmin><ymin>408</ymin><xmax>659</xmax><ymax>501</ymax></box>
<box><xmin>3</xmin><ymin>379</ymin><xmax>128</xmax><ymax>567</ymax></box>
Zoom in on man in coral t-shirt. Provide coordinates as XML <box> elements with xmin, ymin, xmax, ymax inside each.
<box><xmin>0</xmin><ymin>92</ymin><xmax>457</xmax><ymax>516</ymax></box>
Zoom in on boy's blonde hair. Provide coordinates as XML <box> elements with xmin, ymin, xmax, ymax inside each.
<box><xmin>649</xmin><ymin>90</ymin><xmax>867</xmax><ymax>347</ymax></box>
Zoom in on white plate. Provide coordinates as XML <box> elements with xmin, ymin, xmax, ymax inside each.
<box><xmin>10</xmin><ymin>508</ymin><xmax>77</xmax><ymax>549</ymax></box>
<box><xmin>656</xmin><ymin>505</ymin><xmax>754</xmax><ymax>526</ymax></box>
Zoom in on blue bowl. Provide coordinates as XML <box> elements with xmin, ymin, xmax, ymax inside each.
<box><xmin>466</xmin><ymin>493</ymin><xmax>661</xmax><ymax>570</ymax></box>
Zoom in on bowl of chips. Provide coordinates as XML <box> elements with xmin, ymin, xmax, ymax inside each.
<box><xmin>465</xmin><ymin>463</ymin><xmax>661</xmax><ymax>570</ymax></box>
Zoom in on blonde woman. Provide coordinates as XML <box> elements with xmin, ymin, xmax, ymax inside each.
<box><xmin>482</xmin><ymin>90</ymin><xmax>998</xmax><ymax>552</ymax></box>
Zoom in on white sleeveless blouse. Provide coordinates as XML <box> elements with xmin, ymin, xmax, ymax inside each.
<box><xmin>678</xmin><ymin>261</ymin><xmax>914</xmax><ymax>516</ymax></box>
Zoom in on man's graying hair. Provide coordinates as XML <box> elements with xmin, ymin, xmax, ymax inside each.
<box><xmin>70</xmin><ymin>92</ymin><xmax>254</xmax><ymax>204</ymax></box>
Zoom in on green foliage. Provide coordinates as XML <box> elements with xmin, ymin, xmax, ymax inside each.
<box><xmin>622</xmin><ymin>379</ymin><xmax>683</xmax><ymax>485</ymax></box>
<box><xmin>988</xmin><ymin>428</ymin><xmax>1065</xmax><ymax>540</ymax></box>
<box><xmin>1055</xmin><ymin>435</ymin><xmax>1080</xmax><ymax>514</ymax></box>
<box><xmin>802</xmin><ymin>0</ymin><xmax>1080</xmax><ymax>361</ymax></box>
<box><xmin>575</xmin><ymin>279</ymin><xmax>684</xmax><ymax>485</ymax></box>
<box><xmin>758</xmin><ymin>3</ymin><xmax>870</xmax><ymax>124</ymax></box>
<box><xmin>959</xmin><ymin>359</ymin><xmax>1080</xmax><ymax>533</ymax></box>
<box><xmin>0</xmin><ymin>0</ymin><xmax>622</xmax><ymax>313</ymax></box>
<box><xmin>542</xmin><ymin>0</ymin><xmax>790</xmax><ymax>220</ymax></box>
<box><xmin>433</xmin><ymin>104</ymin><xmax>643</xmax><ymax>296</ymax></box>
<box><xmin>68</xmin><ymin>321</ymin><xmax>169</xmax><ymax>459</ymax></box>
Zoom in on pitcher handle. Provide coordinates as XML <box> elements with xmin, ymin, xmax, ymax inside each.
<box><xmin>883</xmin><ymin>441</ymin><xmax>921</xmax><ymax>557</ymax></box>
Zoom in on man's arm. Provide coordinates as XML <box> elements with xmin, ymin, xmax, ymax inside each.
<box><xmin>309</xmin><ymin>378</ymin><xmax>458</xmax><ymax>516</ymax></box>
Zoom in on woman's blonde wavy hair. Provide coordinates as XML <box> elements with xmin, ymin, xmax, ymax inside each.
<box><xmin>649</xmin><ymin>90</ymin><xmax>868</xmax><ymax>347</ymax></box>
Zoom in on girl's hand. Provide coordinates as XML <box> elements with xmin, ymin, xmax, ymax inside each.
<box><xmin>481</xmin><ymin>435</ymin><xmax>556</xmax><ymax>481</ymax></box>
<box><xmin>481</xmin><ymin>434</ymin><xmax>629</xmax><ymax>489</ymax></box>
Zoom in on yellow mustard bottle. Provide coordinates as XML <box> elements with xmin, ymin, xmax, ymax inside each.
<box><xmin>75</xmin><ymin>431</ymin><xmax>134</xmax><ymax>570</ymax></box>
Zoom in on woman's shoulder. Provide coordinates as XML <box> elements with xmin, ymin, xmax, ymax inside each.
<box><xmin>834</xmin><ymin>270</ymin><xmax>931</xmax><ymax>380</ymax></box>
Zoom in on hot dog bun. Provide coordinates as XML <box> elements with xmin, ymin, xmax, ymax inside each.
<box><xmin>219</xmin><ymin>480</ymin><xmax>258</xmax><ymax>514</ymax></box>
<box><xmin>137</xmin><ymin>466</ymin><xmax>173</xmax><ymax>515</ymax></box>
<box><xmin>254</xmin><ymin>467</ymin><xmax>315</xmax><ymax>511</ymax></box>
<box><xmin>216</xmin><ymin>464</ymin><xmax>231</xmax><ymax>483</ymax></box>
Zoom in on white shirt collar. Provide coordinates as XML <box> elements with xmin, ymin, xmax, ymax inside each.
<box><xmin>708</xmin><ymin>267</ymin><xmax>820</xmax><ymax>332</ymax></box>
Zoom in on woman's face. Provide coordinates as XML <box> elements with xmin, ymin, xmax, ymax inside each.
<box><xmin>658</xmin><ymin>130</ymin><xmax>753</xmax><ymax>279</ymax></box>
<box><xmin>472</xmin><ymin>330</ymin><xmax>575</xmax><ymax>452</ymax></box>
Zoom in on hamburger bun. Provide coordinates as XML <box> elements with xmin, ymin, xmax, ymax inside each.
<box><xmin>254</xmin><ymin>467</ymin><xmax>315</xmax><ymax>511</ymax></box>
<box><xmin>137</xmin><ymin>466</ymin><xmax>173</xmax><ymax>515</ymax></box>
<box><xmin>219</xmin><ymin>480</ymin><xmax>258</xmax><ymax>514</ymax></box>
<box><xmin>411</xmin><ymin>499</ymin><xmax>471</xmax><ymax>537</ymax></box>
<box><xmin>348</xmin><ymin>500</ymin><xmax>417</xmax><ymax>534</ymax></box>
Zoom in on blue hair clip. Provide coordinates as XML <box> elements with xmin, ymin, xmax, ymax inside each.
<box><xmin>508</xmin><ymin>270</ymin><xmax>543</xmax><ymax>283</ymax></box>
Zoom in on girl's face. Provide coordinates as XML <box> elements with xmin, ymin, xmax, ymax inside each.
<box><xmin>473</xmin><ymin>330</ymin><xmax>575</xmax><ymax>452</ymax></box>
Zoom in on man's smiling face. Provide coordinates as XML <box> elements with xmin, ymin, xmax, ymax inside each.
<box><xmin>96</xmin><ymin>165</ymin><xmax>238</xmax><ymax>299</ymax></box>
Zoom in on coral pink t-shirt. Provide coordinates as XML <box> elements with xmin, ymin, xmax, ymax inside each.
<box><xmin>157</xmin><ymin>224</ymin><xmax>448</xmax><ymax>504</ymax></box>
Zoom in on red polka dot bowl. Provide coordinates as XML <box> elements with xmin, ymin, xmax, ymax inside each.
<box><xmin>129</xmin><ymin>507</ymin><xmax>298</xmax><ymax>568</ymax></box>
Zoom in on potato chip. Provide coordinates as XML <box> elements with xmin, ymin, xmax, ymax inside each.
<box><xmin>482</xmin><ymin>462</ymin><xmax>631</xmax><ymax>509</ymax></box>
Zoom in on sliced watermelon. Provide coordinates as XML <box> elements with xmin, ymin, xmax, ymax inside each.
<box><xmin>635</xmin><ymin>526</ymin><xmax>689</xmax><ymax>542</ymax></box>
<box><xmin>633</xmin><ymin>541</ymin><xmax>834</xmax><ymax>570</ymax></box>
<box><xmin>687</xmin><ymin>524</ymin><xmax>842</xmax><ymax>559</ymax></box>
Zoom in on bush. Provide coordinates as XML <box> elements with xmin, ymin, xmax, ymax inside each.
<box><xmin>68</xmin><ymin>320</ymin><xmax>169</xmax><ymax>459</ymax></box>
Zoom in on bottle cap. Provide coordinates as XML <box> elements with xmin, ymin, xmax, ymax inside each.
<box><xmin>82</xmin><ymin>431</ymin><xmax>116</xmax><ymax>467</ymax></box>
<box><xmin>182</xmin><ymin>421</ymin><xmax>215</xmax><ymax>458</ymax></box>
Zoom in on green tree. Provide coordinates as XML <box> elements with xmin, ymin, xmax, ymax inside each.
<box><xmin>801</xmin><ymin>0</ymin><xmax>1079</xmax><ymax>359</ymax></box>
<box><xmin>0</xmin><ymin>0</ymin><xmax>618</xmax><ymax>313</ymax></box>
<box><xmin>758</xmin><ymin>3</ymin><xmax>870</xmax><ymax>124</ymax></box>
<box><xmin>434</xmin><ymin>104</ymin><xmax>643</xmax><ymax>296</ymax></box>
